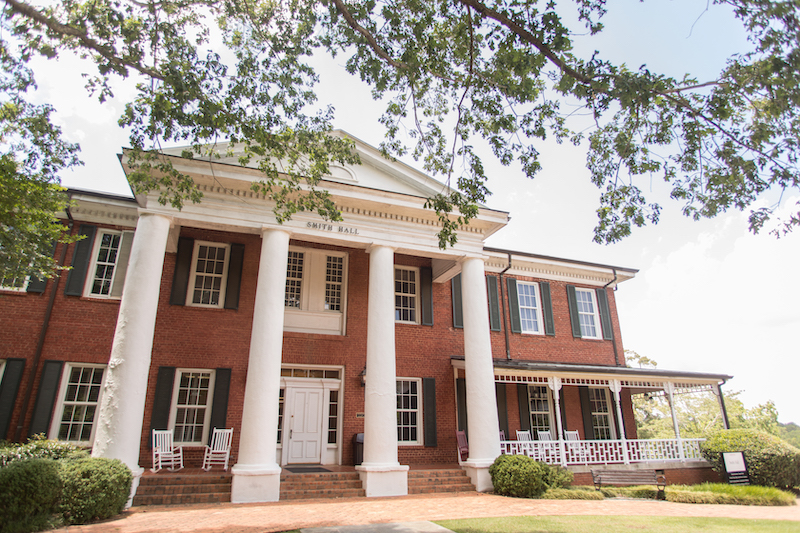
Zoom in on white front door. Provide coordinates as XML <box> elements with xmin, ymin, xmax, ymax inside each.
<box><xmin>287</xmin><ymin>387</ymin><xmax>324</xmax><ymax>464</ymax></box>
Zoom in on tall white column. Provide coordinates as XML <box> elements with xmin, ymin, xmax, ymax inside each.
<box><xmin>610</xmin><ymin>380</ymin><xmax>629</xmax><ymax>464</ymax></box>
<box><xmin>461</xmin><ymin>256</ymin><xmax>500</xmax><ymax>492</ymax></box>
<box><xmin>356</xmin><ymin>244</ymin><xmax>408</xmax><ymax>497</ymax></box>
<box><xmin>548</xmin><ymin>377</ymin><xmax>566</xmax><ymax>466</ymax></box>
<box><xmin>231</xmin><ymin>228</ymin><xmax>290</xmax><ymax>503</ymax></box>
<box><xmin>92</xmin><ymin>212</ymin><xmax>171</xmax><ymax>505</ymax></box>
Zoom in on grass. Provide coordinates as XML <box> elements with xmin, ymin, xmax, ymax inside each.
<box><xmin>435</xmin><ymin>516</ymin><xmax>800</xmax><ymax>533</ymax></box>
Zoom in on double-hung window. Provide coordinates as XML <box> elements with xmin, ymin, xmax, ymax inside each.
<box><xmin>394</xmin><ymin>267</ymin><xmax>419</xmax><ymax>323</ymax></box>
<box><xmin>187</xmin><ymin>242</ymin><xmax>230</xmax><ymax>307</ymax></box>
<box><xmin>50</xmin><ymin>364</ymin><xmax>106</xmax><ymax>444</ymax></box>
<box><xmin>283</xmin><ymin>247</ymin><xmax>348</xmax><ymax>335</ymax></box>
<box><xmin>396</xmin><ymin>378</ymin><xmax>421</xmax><ymax>445</ymax></box>
<box><xmin>170</xmin><ymin>369</ymin><xmax>215</xmax><ymax>445</ymax></box>
<box><xmin>575</xmin><ymin>288</ymin><xmax>601</xmax><ymax>339</ymax></box>
<box><xmin>517</xmin><ymin>282</ymin><xmax>544</xmax><ymax>335</ymax></box>
<box><xmin>528</xmin><ymin>385</ymin><xmax>554</xmax><ymax>439</ymax></box>
<box><xmin>85</xmin><ymin>230</ymin><xmax>134</xmax><ymax>298</ymax></box>
<box><xmin>589</xmin><ymin>388</ymin><xmax>615</xmax><ymax>439</ymax></box>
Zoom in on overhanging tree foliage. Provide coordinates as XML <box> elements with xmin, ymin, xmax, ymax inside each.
<box><xmin>2</xmin><ymin>0</ymin><xmax>799</xmax><ymax>277</ymax></box>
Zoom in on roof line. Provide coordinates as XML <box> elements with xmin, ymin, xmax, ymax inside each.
<box><xmin>484</xmin><ymin>246</ymin><xmax>639</xmax><ymax>274</ymax></box>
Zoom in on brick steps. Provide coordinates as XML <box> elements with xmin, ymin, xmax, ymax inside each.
<box><xmin>280</xmin><ymin>471</ymin><xmax>365</xmax><ymax>500</ymax></box>
<box><xmin>407</xmin><ymin>468</ymin><xmax>476</xmax><ymax>495</ymax></box>
<box><xmin>133</xmin><ymin>472</ymin><xmax>232</xmax><ymax>506</ymax></box>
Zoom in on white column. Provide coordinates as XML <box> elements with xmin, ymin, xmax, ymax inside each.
<box><xmin>91</xmin><ymin>212</ymin><xmax>171</xmax><ymax>505</ymax></box>
<box><xmin>461</xmin><ymin>256</ymin><xmax>500</xmax><ymax>491</ymax></box>
<box><xmin>231</xmin><ymin>228</ymin><xmax>290</xmax><ymax>503</ymax></box>
<box><xmin>665</xmin><ymin>382</ymin><xmax>685</xmax><ymax>461</ymax></box>
<box><xmin>610</xmin><ymin>380</ymin><xmax>629</xmax><ymax>464</ymax></box>
<box><xmin>548</xmin><ymin>377</ymin><xmax>566</xmax><ymax>466</ymax></box>
<box><xmin>356</xmin><ymin>244</ymin><xmax>408</xmax><ymax>497</ymax></box>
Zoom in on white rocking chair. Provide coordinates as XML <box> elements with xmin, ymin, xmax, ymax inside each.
<box><xmin>151</xmin><ymin>429</ymin><xmax>183</xmax><ymax>473</ymax></box>
<box><xmin>516</xmin><ymin>430</ymin><xmax>539</xmax><ymax>460</ymax></box>
<box><xmin>565</xmin><ymin>430</ymin><xmax>589</xmax><ymax>462</ymax></box>
<box><xmin>202</xmin><ymin>428</ymin><xmax>234</xmax><ymax>471</ymax></box>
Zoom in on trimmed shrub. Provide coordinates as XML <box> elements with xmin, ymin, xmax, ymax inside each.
<box><xmin>599</xmin><ymin>485</ymin><xmax>660</xmax><ymax>499</ymax></box>
<box><xmin>0</xmin><ymin>458</ymin><xmax>62</xmax><ymax>533</ymax></box>
<box><xmin>489</xmin><ymin>455</ymin><xmax>572</xmax><ymax>498</ymax></box>
<box><xmin>490</xmin><ymin>454</ymin><xmax>549</xmax><ymax>498</ymax></box>
<box><xmin>666</xmin><ymin>483</ymin><xmax>796</xmax><ymax>506</ymax></box>
<box><xmin>542</xmin><ymin>487</ymin><xmax>604</xmax><ymax>500</ymax></box>
<box><xmin>59</xmin><ymin>456</ymin><xmax>132</xmax><ymax>525</ymax></box>
<box><xmin>0</xmin><ymin>434</ymin><xmax>87</xmax><ymax>467</ymax></box>
<box><xmin>700</xmin><ymin>429</ymin><xmax>800</xmax><ymax>489</ymax></box>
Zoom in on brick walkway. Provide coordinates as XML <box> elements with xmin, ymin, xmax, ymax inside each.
<box><xmin>59</xmin><ymin>492</ymin><xmax>800</xmax><ymax>533</ymax></box>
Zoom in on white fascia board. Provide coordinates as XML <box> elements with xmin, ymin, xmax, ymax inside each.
<box><xmin>62</xmin><ymin>192</ymin><xmax>139</xmax><ymax>228</ymax></box>
<box><xmin>483</xmin><ymin>249</ymin><xmax>636</xmax><ymax>287</ymax></box>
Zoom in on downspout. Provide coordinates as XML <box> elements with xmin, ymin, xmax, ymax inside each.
<box><xmin>602</xmin><ymin>269</ymin><xmax>621</xmax><ymax>366</ymax></box>
<box><xmin>14</xmin><ymin>204</ymin><xmax>74</xmax><ymax>442</ymax></box>
<box><xmin>717</xmin><ymin>380</ymin><xmax>731</xmax><ymax>430</ymax></box>
<box><xmin>498</xmin><ymin>253</ymin><xmax>512</xmax><ymax>360</ymax></box>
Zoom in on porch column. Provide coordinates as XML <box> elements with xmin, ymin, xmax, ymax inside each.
<box><xmin>610</xmin><ymin>380</ymin><xmax>629</xmax><ymax>464</ymax></box>
<box><xmin>548</xmin><ymin>377</ymin><xmax>566</xmax><ymax>466</ymax></box>
<box><xmin>356</xmin><ymin>244</ymin><xmax>408</xmax><ymax>497</ymax></box>
<box><xmin>714</xmin><ymin>383</ymin><xmax>731</xmax><ymax>429</ymax></box>
<box><xmin>91</xmin><ymin>212</ymin><xmax>171</xmax><ymax>505</ymax></box>
<box><xmin>665</xmin><ymin>382</ymin><xmax>686</xmax><ymax>461</ymax></box>
<box><xmin>231</xmin><ymin>227</ymin><xmax>290</xmax><ymax>503</ymax></box>
<box><xmin>461</xmin><ymin>256</ymin><xmax>500</xmax><ymax>491</ymax></box>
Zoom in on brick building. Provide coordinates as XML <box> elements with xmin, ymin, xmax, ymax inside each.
<box><xmin>0</xmin><ymin>133</ymin><xmax>730</xmax><ymax>502</ymax></box>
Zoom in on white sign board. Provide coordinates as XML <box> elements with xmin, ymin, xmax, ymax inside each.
<box><xmin>723</xmin><ymin>451</ymin><xmax>747</xmax><ymax>473</ymax></box>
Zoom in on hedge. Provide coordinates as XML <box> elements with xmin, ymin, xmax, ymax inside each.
<box><xmin>700</xmin><ymin>429</ymin><xmax>800</xmax><ymax>490</ymax></box>
<box><xmin>0</xmin><ymin>458</ymin><xmax>62</xmax><ymax>533</ymax></box>
<box><xmin>489</xmin><ymin>454</ymin><xmax>573</xmax><ymax>498</ymax></box>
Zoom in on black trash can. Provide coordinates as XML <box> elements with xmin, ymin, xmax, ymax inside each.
<box><xmin>353</xmin><ymin>433</ymin><xmax>364</xmax><ymax>465</ymax></box>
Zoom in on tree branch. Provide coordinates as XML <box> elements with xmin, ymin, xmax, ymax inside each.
<box><xmin>3</xmin><ymin>0</ymin><xmax>165</xmax><ymax>80</ymax></box>
<box><xmin>327</xmin><ymin>0</ymin><xmax>408</xmax><ymax>70</ymax></box>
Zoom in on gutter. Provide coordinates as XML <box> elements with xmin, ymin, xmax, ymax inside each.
<box><xmin>498</xmin><ymin>253</ymin><xmax>512</xmax><ymax>359</ymax></box>
<box><xmin>603</xmin><ymin>269</ymin><xmax>621</xmax><ymax>367</ymax></box>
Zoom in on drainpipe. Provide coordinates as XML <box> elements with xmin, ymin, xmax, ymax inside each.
<box><xmin>602</xmin><ymin>269</ymin><xmax>621</xmax><ymax>366</ymax></box>
<box><xmin>498</xmin><ymin>253</ymin><xmax>512</xmax><ymax>360</ymax></box>
<box><xmin>716</xmin><ymin>380</ymin><xmax>731</xmax><ymax>430</ymax></box>
<box><xmin>14</xmin><ymin>205</ymin><xmax>74</xmax><ymax>442</ymax></box>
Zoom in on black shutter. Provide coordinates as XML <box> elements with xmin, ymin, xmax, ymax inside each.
<box><xmin>579</xmin><ymin>386</ymin><xmax>594</xmax><ymax>439</ymax></box>
<box><xmin>0</xmin><ymin>359</ymin><xmax>25</xmax><ymax>440</ymax></box>
<box><xmin>170</xmin><ymin>237</ymin><xmax>193</xmax><ymax>306</ymax></box>
<box><xmin>109</xmin><ymin>231</ymin><xmax>134</xmax><ymax>299</ymax></box>
<box><xmin>150</xmin><ymin>367</ymin><xmax>176</xmax><ymax>441</ymax></box>
<box><xmin>487</xmin><ymin>276</ymin><xmax>501</xmax><ymax>332</ymax></box>
<box><xmin>208</xmin><ymin>368</ymin><xmax>231</xmax><ymax>444</ymax></box>
<box><xmin>451</xmin><ymin>274</ymin><xmax>463</xmax><ymax>329</ymax></box>
<box><xmin>495</xmin><ymin>382</ymin><xmax>508</xmax><ymax>438</ymax></box>
<box><xmin>420</xmin><ymin>267</ymin><xmax>434</xmax><ymax>326</ymax></box>
<box><xmin>28</xmin><ymin>360</ymin><xmax>64</xmax><ymax>437</ymax></box>
<box><xmin>224</xmin><ymin>243</ymin><xmax>245</xmax><ymax>310</ymax></box>
<box><xmin>507</xmin><ymin>278</ymin><xmax>521</xmax><ymax>334</ymax></box>
<box><xmin>596</xmin><ymin>288</ymin><xmax>614</xmax><ymax>340</ymax></box>
<box><xmin>558</xmin><ymin>391</ymin><xmax>567</xmax><ymax>439</ymax></box>
<box><xmin>540</xmin><ymin>282</ymin><xmax>555</xmax><ymax>336</ymax></box>
<box><xmin>423</xmin><ymin>377</ymin><xmax>437</xmax><ymax>447</ymax></box>
<box><xmin>456</xmin><ymin>377</ymin><xmax>467</xmax><ymax>434</ymax></box>
<box><xmin>517</xmin><ymin>384</ymin><xmax>531</xmax><ymax>432</ymax></box>
<box><xmin>566</xmin><ymin>285</ymin><xmax>582</xmax><ymax>338</ymax></box>
<box><xmin>27</xmin><ymin>241</ymin><xmax>55</xmax><ymax>293</ymax></box>
<box><xmin>64</xmin><ymin>224</ymin><xmax>97</xmax><ymax>296</ymax></box>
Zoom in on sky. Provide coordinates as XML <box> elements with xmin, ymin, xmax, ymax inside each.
<box><xmin>29</xmin><ymin>0</ymin><xmax>800</xmax><ymax>424</ymax></box>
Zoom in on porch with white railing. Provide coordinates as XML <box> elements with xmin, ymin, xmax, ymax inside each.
<box><xmin>500</xmin><ymin>438</ymin><xmax>706</xmax><ymax>466</ymax></box>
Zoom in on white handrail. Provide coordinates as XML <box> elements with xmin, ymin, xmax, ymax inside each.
<box><xmin>499</xmin><ymin>438</ymin><xmax>706</xmax><ymax>465</ymax></box>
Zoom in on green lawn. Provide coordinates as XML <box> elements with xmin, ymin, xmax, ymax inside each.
<box><xmin>434</xmin><ymin>516</ymin><xmax>800</xmax><ymax>533</ymax></box>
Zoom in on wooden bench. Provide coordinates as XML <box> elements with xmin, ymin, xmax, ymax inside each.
<box><xmin>591</xmin><ymin>469</ymin><xmax>666</xmax><ymax>491</ymax></box>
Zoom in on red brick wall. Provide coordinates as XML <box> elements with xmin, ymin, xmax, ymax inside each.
<box><xmin>572</xmin><ymin>466</ymin><xmax>722</xmax><ymax>486</ymax></box>
<box><xmin>3</xmin><ymin>223</ymin><xmax>634</xmax><ymax>470</ymax></box>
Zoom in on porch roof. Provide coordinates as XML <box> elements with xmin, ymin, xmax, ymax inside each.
<box><xmin>450</xmin><ymin>356</ymin><xmax>732</xmax><ymax>394</ymax></box>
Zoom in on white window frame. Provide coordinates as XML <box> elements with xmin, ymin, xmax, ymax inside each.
<box><xmin>186</xmin><ymin>241</ymin><xmax>230</xmax><ymax>308</ymax></box>
<box><xmin>517</xmin><ymin>282</ymin><xmax>544</xmax><ymax>335</ymax></box>
<box><xmin>283</xmin><ymin>247</ymin><xmax>349</xmax><ymax>335</ymax></box>
<box><xmin>394</xmin><ymin>266</ymin><xmax>420</xmax><ymax>324</ymax></box>
<box><xmin>575</xmin><ymin>288</ymin><xmax>601</xmax><ymax>339</ymax></box>
<box><xmin>528</xmin><ymin>385</ymin><xmax>556</xmax><ymax>439</ymax></box>
<box><xmin>396</xmin><ymin>377</ymin><xmax>422</xmax><ymax>446</ymax></box>
<box><xmin>49</xmin><ymin>363</ymin><xmax>107</xmax><ymax>445</ymax></box>
<box><xmin>0</xmin><ymin>273</ymin><xmax>29</xmax><ymax>292</ymax></box>
<box><xmin>168</xmin><ymin>368</ymin><xmax>216</xmax><ymax>446</ymax></box>
<box><xmin>84</xmin><ymin>230</ymin><xmax>122</xmax><ymax>298</ymax></box>
<box><xmin>588</xmin><ymin>387</ymin><xmax>616</xmax><ymax>440</ymax></box>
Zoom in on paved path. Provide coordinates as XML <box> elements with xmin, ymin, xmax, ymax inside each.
<box><xmin>60</xmin><ymin>492</ymin><xmax>800</xmax><ymax>533</ymax></box>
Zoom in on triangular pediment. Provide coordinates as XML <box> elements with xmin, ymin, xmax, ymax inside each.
<box><xmin>158</xmin><ymin>130</ymin><xmax>453</xmax><ymax>199</ymax></box>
